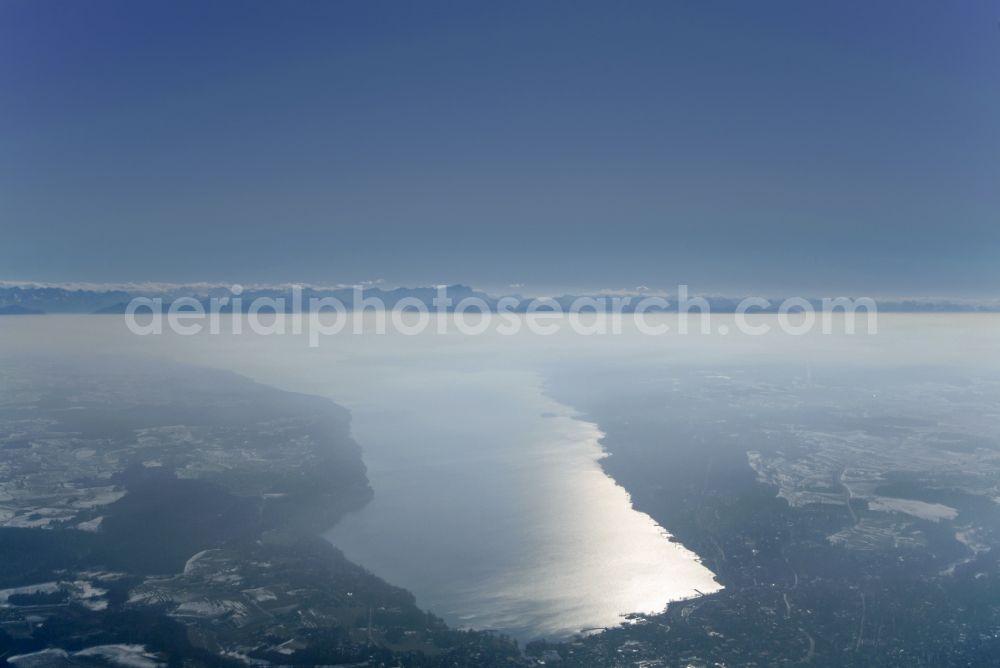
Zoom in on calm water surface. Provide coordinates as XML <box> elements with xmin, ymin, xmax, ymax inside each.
<box><xmin>320</xmin><ymin>366</ymin><xmax>717</xmax><ymax>639</ymax></box>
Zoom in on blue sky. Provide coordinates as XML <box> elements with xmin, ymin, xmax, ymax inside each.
<box><xmin>2</xmin><ymin>0</ymin><xmax>998</xmax><ymax>295</ymax></box>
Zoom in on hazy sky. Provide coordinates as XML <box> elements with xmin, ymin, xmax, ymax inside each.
<box><xmin>2</xmin><ymin>1</ymin><xmax>998</xmax><ymax>295</ymax></box>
